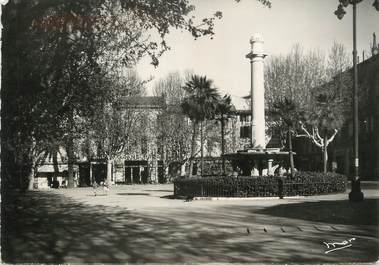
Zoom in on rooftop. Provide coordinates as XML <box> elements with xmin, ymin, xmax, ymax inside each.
<box><xmin>230</xmin><ymin>95</ymin><xmax>250</xmax><ymax>112</ymax></box>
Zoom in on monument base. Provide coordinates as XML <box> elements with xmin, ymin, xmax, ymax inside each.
<box><xmin>223</xmin><ymin>148</ymin><xmax>292</xmax><ymax>176</ymax></box>
<box><xmin>238</xmin><ymin>147</ymin><xmax>282</xmax><ymax>153</ymax></box>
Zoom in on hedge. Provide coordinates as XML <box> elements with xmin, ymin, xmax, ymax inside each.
<box><xmin>173</xmin><ymin>171</ymin><xmax>347</xmax><ymax>198</ymax></box>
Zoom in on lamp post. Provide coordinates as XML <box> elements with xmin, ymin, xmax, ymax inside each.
<box><xmin>334</xmin><ymin>0</ymin><xmax>378</xmax><ymax>201</ymax></box>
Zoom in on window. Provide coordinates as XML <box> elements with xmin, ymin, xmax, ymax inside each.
<box><xmin>239</xmin><ymin>114</ymin><xmax>251</xmax><ymax>123</ymax></box>
<box><xmin>240</xmin><ymin>126</ymin><xmax>251</xmax><ymax>139</ymax></box>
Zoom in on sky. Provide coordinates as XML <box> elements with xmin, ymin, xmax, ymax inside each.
<box><xmin>136</xmin><ymin>0</ymin><xmax>379</xmax><ymax>102</ymax></box>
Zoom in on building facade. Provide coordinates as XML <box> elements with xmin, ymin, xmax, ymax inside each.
<box><xmin>34</xmin><ymin>96</ymin><xmax>167</xmax><ymax>188</ymax></box>
<box><xmin>332</xmin><ymin>53</ymin><xmax>379</xmax><ymax>179</ymax></box>
<box><xmin>293</xmin><ymin>53</ymin><xmax>379</xmax><ymax>179</ymax></box>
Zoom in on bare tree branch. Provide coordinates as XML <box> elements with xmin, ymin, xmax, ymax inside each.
<box><xmin>297</xmin><ymin>122</ymin><xmax>323</xmax><ymax>148</ymax></box>
<box><xmin>314</xmin><ymin>127</ymin><xmax>324</xmax><ymax>145</ymax></box>
<box><xmin>325</xmin><ymin>128</ymin><xmax>338</xmax><ymax>147</ymax></box>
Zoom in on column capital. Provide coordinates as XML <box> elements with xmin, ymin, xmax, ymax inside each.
<box><xmin>246</xmin><ymin>52</ymin><xmax>267</xmax><ymax>60</ymax></box>
<box><xmin>246</xmin><ymin>33</ymin><xmax>267</xmax><ymax>60</ymax></box>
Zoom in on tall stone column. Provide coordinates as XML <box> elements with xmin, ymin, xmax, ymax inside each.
<box><xmin>246</xmin><ymin>34</ymin><xmax>267</xmax><ymax>149</ymax></box>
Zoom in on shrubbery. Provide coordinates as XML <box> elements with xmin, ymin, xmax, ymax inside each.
<box><xmin>173</xmin><ymin>171</ymin><xmax>347</xmax><ymax>198</ymax></box>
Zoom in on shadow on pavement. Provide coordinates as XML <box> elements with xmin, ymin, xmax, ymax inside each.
<box><xmin>144</xmin><ymin>189</ymin><xmax>173</xmax><ymax>192</ymax></box>
<box><xmin>1</xmin><ymin>190</ymin><xmax>262</xmax><ymax>263</ymax></box>
<box><xmin>257</xmin><ymin>199</ymin><xmax>379</xmax><ymax>226</ymax></box>
<box><xmin>160</xmin><ymin>194</ymin><xmax>182</xmax><ymax>199</ymax></box>
<box><xmin>2</xmin><ymin>190</ymin><xmax>378</xmax><ymax>263</ymax></box>
<box><xmin>116</xmin><ymin>193</ymin><xmax>150</xmax><ymax>196</ymax></box>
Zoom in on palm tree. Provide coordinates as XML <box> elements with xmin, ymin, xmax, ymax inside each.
<box><xmin>215</xmin><ymin>94</ymin><xmax>235</xmax><ymax>175</ymax></box>
<box><xmin>269</xmin><ymin>97</ymin><xmax>301</xmax><ymax>177</ymax></box>
<box><xmin>181</xmin><ymin>75</ymin><xmax>220</xmax><ymax>176</ymax></box>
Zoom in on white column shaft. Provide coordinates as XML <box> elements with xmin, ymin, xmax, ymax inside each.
<box><xmin>251</xmin><ymin>56</ymin><xmax>266</xmax><ymax>148</ymax></box>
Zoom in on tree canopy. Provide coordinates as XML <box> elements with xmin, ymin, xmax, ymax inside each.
<box><xmin>181</xmin><ymin>75</ymin><xmax>220</xmax><ymax>122</ymax></box>
<box><xmin>2</xmin><ymin>0</ymin><xmax>270</xmax><ymax>188</ymax></box>
<box><xmin>265</xmin><ymin>42</ymin><xmax>352</xmax><ymax>172</ymax></box>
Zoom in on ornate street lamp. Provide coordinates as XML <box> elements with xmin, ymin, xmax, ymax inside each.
<box><xmin>334</xmin><ymin>0</ymin><xmax>378</xmax><ymax>201</ymax></box>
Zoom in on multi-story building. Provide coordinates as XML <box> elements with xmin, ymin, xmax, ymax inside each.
<box><xmin>332</xmin><ymin>52</ymin><xmax>379</xmax><ymax>179</ymax></box>
<box><xmin>34</xmin><ymin>96</ymin><xmax>167</xmax><ymax>188</ymax></box>
<box><xmin>78</xmin><ymin>96</ymin><xmax>167</xmax><ymax>186</ymax></box>
<box><xmin>116</xmin><ymin>96</ymin><xmax>166</xmax><ymax>184</ymax></box>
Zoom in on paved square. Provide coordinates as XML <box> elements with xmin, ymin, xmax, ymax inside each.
<box><xmin>2</xmin><ymin>184</ymin><xmax>378</xmax><ymax>263</ymax></box>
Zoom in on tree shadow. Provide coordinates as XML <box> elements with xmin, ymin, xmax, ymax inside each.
<box><xmin>256</xmin><ymin>199</ymin><xmax>379</xmax><ymax>226</ymax></box>
<box><xmin>116</xmin><ymin>193</ymin><xmax>150</xmax><ymax>196</ymax></box>
<box><xmin>144</xmin><ymin>189</ymin><xmax>173</xmax><ymax>192</ymax></box>
<box><xmin>2</xmin><ymin>190</ymin><xmax>378</xmax><ymax>263</ymax></box>
<box><xmin>160</xmin><ymin>194</ymin><xmax>184</xmax><ymax>200</ymax></box>
<box><xmin>2</xmin><ymin>190</ymin><xmax>264</xmax><ymax>263</ymax></box>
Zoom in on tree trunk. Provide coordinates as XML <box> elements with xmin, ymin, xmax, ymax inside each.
<box><xmin>221</xmin><ymin>118</ymin><xmax>225</xmax><ymax>175</ymax></box>
<box><xmin>288</xmin><ymin>128</ymin><xmax>294</xmax><ymax>177</ymax></box>
<box><xmin>189</xmin><ymin>122</ymin><xmax>197</xmax><ymax>177</ymax></box>
<box><xmin>323</xmin><ymin>147</ymin><xmax>328</xmax><ymax>173</ymax></box>
<box><xmin>163</xmin><ymin>144</ymin><xmax>168</xmax><ymax>181</ymax></box>
<box><xmin>67</xmin><ymin>136</ymin><xmax>75</xmax><ymax>188</ymax></box>
<box><xmin>89</xmin><ymin>162</ymin><xmax>93</xmax><ymax>185</ymax></box>
<box><xmin>106</xmin><ymin>158</ymin><xmax>112</xmax><ymax>186</ymax></box>
<box><xmin>52</xmin><ymin>149</ymin><xmax>59</xmax><ymax>181</ymax></box>
<box><xmin>27</xmin><ymin>163</ymin><xmax>35</xmax><ymax>190</ymax></box>
<box><xmin>323</xmin><ymin>132</ymin><xmax>328</xmax><ymax>173</ymax></box>
<box><xmin>323</xmin><ymin>149</ymin><xmax>328</xmax><ymax>174</ymax></box>
<box><xmin>200</xmin><ymin>120</ymin><xmax>204</xmax><ymax>177</ymax></box>
<box><xmin>27</xmin><ymin>139</ymin><xmax>37</xmax><ymax>190</ymax></box>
